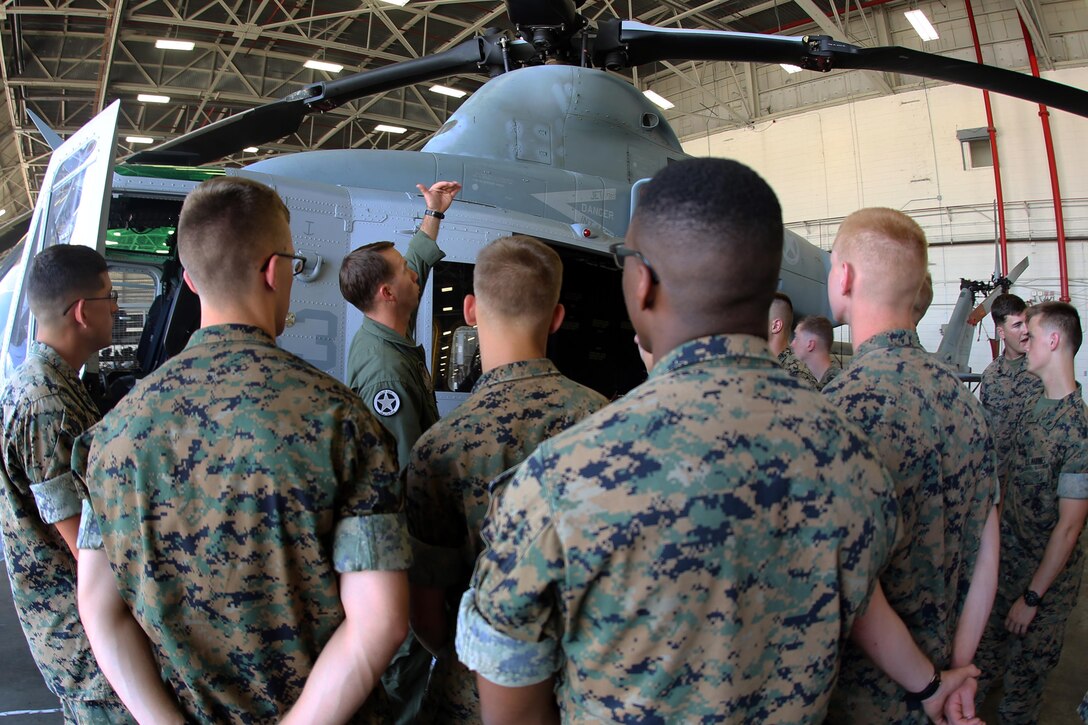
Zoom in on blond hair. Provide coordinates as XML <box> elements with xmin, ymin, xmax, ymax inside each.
<box><xmin>835</xmin><ymin>208</ymin><xmax>928</xmax><ymax>308</ymax></box>
<box><xmin>473</xmin><ymin>236</ymin><xmax>562</xmax><ymax>326</ymax></box>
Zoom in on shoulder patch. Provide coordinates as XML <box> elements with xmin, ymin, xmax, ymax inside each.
<box><xmin>373</xmin><ymin>389</ymin><xmax>401</xmax><ymax>417</ymax></box>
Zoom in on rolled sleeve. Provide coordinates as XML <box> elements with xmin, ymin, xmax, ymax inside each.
<box><xmin>1057</xmin><ymin>472</ymin><xmax>1088</xmax><ymax>499</ymax></box>
<box><xmin>30</xmin><ymin>471</ymin><xmax>83</xmax><ymax>524</ymax></box>
<box><xmin>333</xmin><ymin>512</ymin><xmax>412</xmax><ymax>572</ymax></box>
<box><xmin>455</xmin><ymin>588</ymin><xmax>560</xmax><ymax>687</ymax></box>
<box><xmin>76</xmin><ymin>498</ymin><xmax>104</xmax><ymax>550</ymax></box>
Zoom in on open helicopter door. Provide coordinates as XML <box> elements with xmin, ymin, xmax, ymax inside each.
<box><xmin>0</xmin><ymin>101</ymin><xmax>120</xmax><ymax>383</ymax></box>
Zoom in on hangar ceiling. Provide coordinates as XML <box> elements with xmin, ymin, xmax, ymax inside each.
<box><xmin>0</xmin><ymin>0</ymin><xmax>1085</xmax><ymax>221</ymax></box>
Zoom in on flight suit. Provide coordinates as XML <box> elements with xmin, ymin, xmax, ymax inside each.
<box><xmin>457</xmin><ymin>334</ymin><xmax>899</xmax><ymax>723</ymax></box>
<box><xmin>0</xmin><ymin>341</ymin><xmax>131</xmax><ymax>724</ymax></box>
<box><xmin>777</xmin><ymin>346</ymin><xmax>819</xmax><ymax>388</ymax></box>
<box><xmin>980</xmin><ymin>353</ymin><xmax>1043</xmax><ymax>483</ymax></box>
<box><xmin>974</xmin><ymin>388</ymin><xmax>1088</xmax><ymax>725</ymax></box>
<box><xmin>346</xmin><ymin>229</ymin><xmax>444</xmax><ymax>471</ymax></box>
<box><xmin>824</xmin><ymin>329</ymin><xmax>997</xmax><ymax>724</ymax></box>
<box><xmin>74</xmin><ymin>325</ymin><xmax>410</xmax><ymax>724</ymax></box>
<box><xmin>406</xmin><ymin>358</ymin><xmax>607</xmax><ymax>723</ymax></box>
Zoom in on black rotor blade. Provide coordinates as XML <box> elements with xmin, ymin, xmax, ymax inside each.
<box><xmin>595</xmin><ymin>20</ymin><xmax>1088</xmax><ymax>118</ymax></box>
<box><xmin>507</xmin><ymin>0</ymin><xmax>579</xmax><ymax>29</ymax></box>
<box><xmin>128</xmin><ymin>37</ymin><xmax>495</xmax><ymax>166</ymax></box>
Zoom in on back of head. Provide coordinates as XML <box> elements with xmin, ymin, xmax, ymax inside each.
<box><xmin>796</xmin><ymin>315</ymin><xmax>833</xmax><ymax>353</ymax></box>
<box><xmin>991</xmin><ymin>293</ymin><xmax>1027</xmax><ymax>326</ymax></box>
<box><xmin>835</xmin><ymin>208</ymin><xmax>928</xmax><ymax>310</ymax></box>
<box><xmin>912</xmin><ymin>272</ymin><xmax>934</xmax><ymax>325</ymax></box>
<box><xmin>178</xmin><ymin>176</ymin><xmax>291</xmax><ymax>300</ymax></box>
<box><xmin>473</xmin><ymin>235</ymin><xmax>562</xmax><ymax>328</ymax></box>
<box><xmin>28</xmin><ymin>245</ymin><xmax>108</xmax><ymax>324</ymax></box>
<box><xmin>632</xmin><ymin>158</ymin><xmax>783</xmax><ymax>329</ymax></box>
<box><xmin>1027</xmin><ymin>301</ymin><xmax>1082</xmax><ymax>354</ymax></box>
<box><xmin>770</xmin><ymin>292</ymin><xmax>794</xmax><ymax>331</ymax></box>
<box><xmin>339</xmin><ymin>242</ymin><xmax>395</xmax><ymax>312</ymax></box>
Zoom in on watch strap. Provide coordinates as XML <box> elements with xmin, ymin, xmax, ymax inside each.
<box><xmin>424</xmin><ymin>209</ymin><xmax>445</xmax><ymax>219</ymax></box>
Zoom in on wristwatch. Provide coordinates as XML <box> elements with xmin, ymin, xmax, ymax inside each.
<box><xmin>1023</xmin><ymin>589</ymin><xmax>1042</xmax><ymax>607</ymax></box>
<box><xmin>904</xmin><ymin>668</ymin><xmax>941</xmax><ymax>705</ymax></box>
<box><xmin>424</xmin><ymin>208</ymin><xmax>445</xmax><ymax>219</ymax></box>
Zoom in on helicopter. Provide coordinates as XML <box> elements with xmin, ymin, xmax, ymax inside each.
<box><xmin>1</xmin><ymin>0</ymin><xmax>1086</xmax><ymax>412</ymax></box>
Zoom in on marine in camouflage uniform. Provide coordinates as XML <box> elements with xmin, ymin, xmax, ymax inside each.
<box><xmin>456</xmin><ymin>334</ymin><xmax>899</xmax><ymax>723</ymax></box>
<box><xmin>980</xmin><ymin>353</ymin><xmax>1043</xmax><ymax>481</ymax></box>
<box><xmin>75</xmin><ymin>324</ymin><xmax>410</xmax><ymax>724</ymax></box>
<box><xmin>407</xmin><ymin>357</ymin><xmax>606</xmax><ymax>722</ymax></box>
<box><xmin>777</xmin><ymin>346</ymin><xmax>820</xmax><ymax>388</ymax></box>
<box><xmin>346</xmin><ymin>228</ymin><xmax>444</xmax><ymax>470</ymax></box>
<box><xmin>0</xmin><ymin>341</ymin><xmax>130</xmax><ymax>723</ymax></box>
<box><xmin>824</xmin><ymin>329</ymin><xmax>997</xmax><ymax>724</ymax></box>
<box><xmin>974</xmin><ymin>385</ymin><xmax>1088</xmax><ymax>724</ymax></box>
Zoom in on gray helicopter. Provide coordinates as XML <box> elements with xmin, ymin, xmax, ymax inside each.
<box><xmin>2</xmin><ymin>0</ymin><xmax>1086</xmax><ymax>411</ymax></box>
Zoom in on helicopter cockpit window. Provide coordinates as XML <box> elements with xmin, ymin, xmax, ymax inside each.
<box><xmin>428</xmin><ymin>245</ymin><xmax>645</xmax><ymax>401</ymax></box>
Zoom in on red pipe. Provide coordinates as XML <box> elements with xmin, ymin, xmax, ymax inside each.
<box><xmin>964</xmin><ymin>0</ymin><xmax>1008</xmax><ymax>276</ymax></box>
<box><xmin>1019</xmin><ymin>15</ymin><xmax>1070</xmax><ymax>302</ymax></box>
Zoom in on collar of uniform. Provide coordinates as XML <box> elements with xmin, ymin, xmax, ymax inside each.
<box><xmin>185</xmin><ymin>323</ymin><xmax>276</xmax><ymax>349</ymax></box>
<box><xmin>472</xmin><ymin>358</ymin><xmax>559</xmax><ymax>393</ymax></box>
<box><xmin>360</xmin><ymin>315</ymin><xmax>416</xmax><ymax>350</ymax></box>
<box><xmin>1029</xmin><ymin>383</ymin><xmax>1084</xmax><ymax>427</ymax></box>
<box><xmin>853</xmin><ymin>328</ymin><xmax>921</xmax><ymax>358</ymax></box>
<box><xmin>27</xmin><ymin>340</ymin><xmax>81</xmax><ymax>385</ymax></box>
<box><xmin>998</xmin><ymin>353</ymin><xmax>1028</xmax><ymax>375</ymax></box>
<box><xmin>652</xmin><ymin>334</ymin><xmax>775</xmax><ymax>378</ymax></box>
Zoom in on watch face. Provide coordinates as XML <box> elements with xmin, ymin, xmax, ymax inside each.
<box><xmin>1024</xmin><ymin>590</ymin><xmax>1042</xmax><ymax>607</ymax></box>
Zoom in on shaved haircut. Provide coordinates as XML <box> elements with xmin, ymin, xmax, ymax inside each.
<box><xmin>835</xmin><ymin>208</ymin><xmax>928</xmax><ymax>308</ymax></box>
<box><xmin>770</xmin><ymin>292</ymin><xmax>794</xmax><ymax>330</ymax></box>
<box><xmin>474</xmin><ymin>235</ymin><xmax>562</xmax><ymax>326</ymax></box>
<box><xmin>340</xmin><ymin>242</ymin><xmax>395</xmax><ymax>313</ymax></box>
<box><xmin>796</xmin><ymin>315</ymin><xmax>833</xmax><ymax>352</ymax></box>
<box><xmin>178</xmin><ymin>176</ymin><xmax>291</xmax><ymax>299</ymax></box>
<box><xmin>1027</xmin><ymin>301</ymin><xmax>1082</xmax><ymax>354</ymax></box>
<box><xmin>27</xmin><ymin>245</ymin><xmax>108</xmax><ymax>323</ymax></box>
<box><xmin>631</xmin><ymin>158</ymin><xmax>783</xmax><ymax>322</ymax></box>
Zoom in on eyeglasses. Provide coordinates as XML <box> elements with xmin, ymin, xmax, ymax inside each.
<box><xmin>609</xmin><ymin>242</ymin><xmax>659</xmax><ymax>283</ymax></box>
<box><xmin>260</xmin><ymin>252</ymin><xmax>307</xmax><ymax>277</ymax></box>
<box><xmin>62</xmin><ymin>290</ymin><xmax>118</xmax><ymax>316</ymax></box>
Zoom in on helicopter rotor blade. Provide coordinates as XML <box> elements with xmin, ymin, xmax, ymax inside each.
<box><xmin>593</xmin><ymin>21</ymin><xmax>1088</xmax><ymax>118</ymax></box>
<box><xmin>128</xmin><ymin>36</ymin><xmax>497</xmax><ymax>166</ymax></box>
<box><xmin>506</xmin><ymin>0</ymin><xmax>580</xmax><ymax>30</ymax></box>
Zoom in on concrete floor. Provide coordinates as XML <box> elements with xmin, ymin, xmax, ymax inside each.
<box><xmin>1</xmin><ymin>559</ymin><xmax>1086</xmax><ymax>724</ymax></box>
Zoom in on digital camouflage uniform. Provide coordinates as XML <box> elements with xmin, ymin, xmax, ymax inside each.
<box><xmin>347</xmin><ymin>230</ymin><xmax>444</xmax><ymax>471</ymax></box>
<box><xmin>974</xmin><ymin>387</ymin><xmax>1088</xmax><ymax>725</ymax></box>
<box><xmin>816</xmin><ymin>357</ymin><xmax>843</xmax><ymax>391</ymax></box>
<box><xmin>406</xmin><ymin>358</ymin><xmax>607</xmax><ymax>723</ymax></box>
<box><xmin>980</xmin><ymin>353</ymin><xmax>1043</xmax><ymax>483</ymax></box>
<box><xmin>824</xmin><ymin>329</ymin><xmax>997</xmax><ymax>724</ymax></box>
<box><xmin>1080</xmin><ymin>690</ymin><xmax>1088</xmax><ymax>723</ymax></box>
<box><xmin>777</xmin><ymin>346</ymin><xmax>819</xmax><ymax>388</ymax></box>
<box><xmin>73</xmin><ymin>325</ymin><xmax>410</xmax><ymax>725</ymax></box>
<box><xmin>456</xmin><ymin>334</ymin><xmax>899</xmax><ymax>723</ymax></box>
<box><xmin>0</xmin><ymin>341</ymin><xmax>130</xmax><ymax>724</ymax></box>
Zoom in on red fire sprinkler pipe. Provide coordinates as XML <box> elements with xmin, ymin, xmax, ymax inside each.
<box><xmin>1019</xmin><ymin>15</ymin><xmax>1070</xmax><ymax>302</ymax></box>
<box><xmin>964</xmin><ymin>0</ymin><xmax>1008</xmax><ymax>276</ymax></box>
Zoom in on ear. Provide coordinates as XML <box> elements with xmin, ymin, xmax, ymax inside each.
<box><xmin>634</xmin><ymin>264</ymin><xmax>655</xmax><ymax>312</ymax></box>
<box><xmin>378</xmin><ymin>282</ymin><xmax>396</xmax><ymax>304</ymax></box>
<box><xmin>1049</xmin><ymin>330</ymin><xmax>1061</xmax><ymax>351</ymax></box>
<box><xmin>261</xmin><ymin>255</ymin><xmax>280</xmax><ymax>290</ymax></box>
<box><xmin>771</xmin><ymin>319</ymin><xmax>783</xmax><ymax>336</ymax></box>
<box><xmin>838</xmin><ymin>261</ymin><xmax>854</xmax><ymax>296</ymax></box>
<box><xmin>806</xmin><ymin>337</ymin><xmax>817</xmax><ymax>353</ymax></box>
<box><xmin>996</xmin><ymin>325</ymin><xmax>1007</xmax><ymax>342</ymax></box>
<box><xmin>548</xmin><ymin>303</ymin><xmax>565</xmax><ymax>334</ymax></box>
<box><xmin>182</xmin><ymin>269</ymin><xmax>199</xmax><ymax>294</ymax></box>
<box><xmin>464</xmin><ymin>294</ymin><xmax>477</xmax><ymax>326</ymax></box>
<box><xmin>71</xmin><ymin>299</ymin><xmax>90</xmax><ymax>328</ymax></box>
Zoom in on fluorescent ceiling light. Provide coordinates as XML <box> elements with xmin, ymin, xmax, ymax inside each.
<box><xmin>643</xmin><ymin>90</ymin><xmax>674</xmax><ymax>110</ymax></box>
<box><xmin>375</xmin><ymin>124</ymin><xmax>407</xmax><ymax>134</ymax></box>
<box><xmin>155</xmin><ymin>39</ymin><xmax>195</xmax><ymax>51</ymax></box>
<box><xmin>304</xmin><ymin>59</ymin><xmax>344</xmax><ymax>73</ymax></box>
<box><xmin>380</xmin><ymin>0</ymin><xmax>410</xmax><ymax>5</ymax></box>
<box><xmin>780</xmin><ymin>64</ymin><xmax>803</xmax><ymax>74</ymax></box>
<box><xmin>0</xmin><ymin>209</ymin><xmax>6</xmax><ymax>216</ymax></box>
<box><xmin>137</xmin><ymin>94</ymin><xmax>171</xmax><ymax>103</ymax></box>
<box><xmin>904</xmin><ymin>10</ymin><xmax>939</xmax><ymax>42</ymax></box>
<box><xmin>430</xmin><ymin>85</ymin><xmax>467</xmax><ymax>99</ymax></box>
<box><xmin>243</xmin><ymin>146</ymin><xmax>259</xmax><ymax>153</ymax></box>
<box><xmin>125</xmin><ymin>136</ymin><xmax>154</xmax><ymax>144</ymax></box>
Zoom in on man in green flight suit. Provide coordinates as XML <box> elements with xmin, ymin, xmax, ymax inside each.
<box><xmin>339</xmin><ymin>179</ymin><xmax>461</xmax><ymax>725</ymax></box>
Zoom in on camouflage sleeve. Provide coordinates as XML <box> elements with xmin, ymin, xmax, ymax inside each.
<box><xmin>455</xmin><ymin>461</ymin><xmax>563</xmax><ymax>687</ymax></box>
<box><xmin>1057</xmin><ymin>417</ymin><xmax>1088</xmax><ymax>499</ymax></box>
<box><xmin>75</xmin><ymin>498</ymin><xmax>104</xmax><ymax>551</ymax></box>
<box><xmin>406</xmin><ymin>431</ymin><xmax>468</xmax><ymax>587</ymax></box>
<box><xmin>332</xmin><ymin>407</ymin><xmax>412</xmax><ymax>572</ymax></box>
<box><xmin>24</xmin><ymin>406</ymin><xmax>86</xmax><ymax>524</ymax></box>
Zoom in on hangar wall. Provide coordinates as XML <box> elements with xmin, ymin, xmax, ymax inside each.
<box><xmin>682</xmin><ymin>66</ymin><xmax>1088</xmax><ymax>385</ymax></box>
